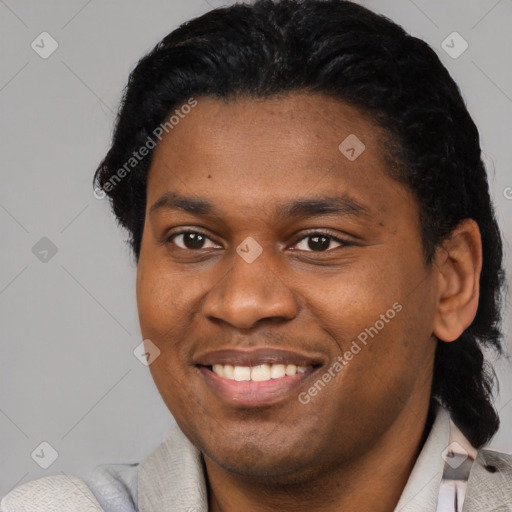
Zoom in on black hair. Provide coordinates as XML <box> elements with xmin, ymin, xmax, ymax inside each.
<box><xmin>94</xmin><ymin>0</ymin><xmax>505</xmax><ymax>447</ymax></box>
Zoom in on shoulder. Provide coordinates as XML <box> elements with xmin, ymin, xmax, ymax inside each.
<box><xmin>0</xmin><ymin>464</ymin><xmax>138</xmax><ymax>512</ymax></box>
<box><xmin>0</xmin><ymin>474</ymin><xmax>104</xmax><ymax>512</ymax></box>
<box><xmin>464</xmin><ymin>448</ymin><xmax>512</xmax><ymax>511</ymax></box>
<box><xmin>86</xmin><ymin>462</ymin><xmax>138</xmax><ymax>511</ymax></box>
<box><xmin>474</xmin><ymin>447</ymin><xmax>512</xmax><ymax>481</ymax></box>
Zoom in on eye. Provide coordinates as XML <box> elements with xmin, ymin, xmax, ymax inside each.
<box><xmin>291</xmin><ymin>232</ymin><xmax>348</xmax><ymax>252</ymax></box>
<box><xmin>166</xmin><ymin>230</ymin><xmax>221</xmax><ymax>250</ymax></box>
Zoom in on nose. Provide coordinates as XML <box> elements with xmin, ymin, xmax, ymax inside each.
<box><xmin>202</xmin><ymin>249</ymin><xmax>299</xmax><ymax>330</ymax></box>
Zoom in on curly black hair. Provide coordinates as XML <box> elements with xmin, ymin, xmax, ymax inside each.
<box><xmin>94</xmin><ymin>0</ymin><xmax>505</xmax><ymax>447</ymax></box>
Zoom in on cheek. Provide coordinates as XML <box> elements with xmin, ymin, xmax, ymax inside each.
<box><xmin>297</xmin><ymin>255</ymin><xmax>405</xmax><ymax>337</ymax></box>
<box><xmin>300</xmin><ymin>246</ymin><xmax>435</xmax><ymax>381</ymax></box>
<box><xmin>135</xmin><ymin>261</ymin><xmax>208</xmax><ymax>394</ymax></box>
<box><xmin>136</xmin><ymin>264</ymin><xmax>203</xmax><ymax>419</ymax></box>
<box><xmin>136</xmin><ymin>261</ymin><xmax>197</xmax><ymax>340</ymax></box>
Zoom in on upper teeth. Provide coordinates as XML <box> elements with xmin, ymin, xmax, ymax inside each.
<box><xmin>212</xmin><ymin>363</ymin><xmax>309</xmax><ymax>381</ymax></box>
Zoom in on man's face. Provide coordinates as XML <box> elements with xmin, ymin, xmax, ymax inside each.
<box><xmin>137</xmin><ymin>93</ymin><xmax>438</xmax><ymax>481</ymax></box>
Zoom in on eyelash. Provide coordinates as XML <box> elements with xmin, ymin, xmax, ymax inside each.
<box><xmin>164</xmin><ymin>229</ymin><xmax>352</xmax><ymax>253</ymax></box>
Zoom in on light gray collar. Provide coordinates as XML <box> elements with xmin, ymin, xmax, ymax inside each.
<box><xmin>394</xmin><ymin>405</ymin><xmax>450</xmax><ymax>511</ymax></box>
<box><xmin>138</xmin><ymin>423</ymin><xmax>208</xmax><ymax>512</ymax></box>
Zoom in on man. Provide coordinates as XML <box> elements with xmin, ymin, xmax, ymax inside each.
<box><xmin>2</xmin><ymin>0</ymin><xmax>511</xmax><ymax>511</ymax></box>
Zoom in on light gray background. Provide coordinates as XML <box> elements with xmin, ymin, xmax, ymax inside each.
<box><xmin>1</xmin><ymin>0</ymin><xmax>511</xmax><ymax>499</ymax></box>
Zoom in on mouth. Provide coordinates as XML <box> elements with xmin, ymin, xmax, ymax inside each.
<box><xmin>210</xmin><ymin>362</ymin><xmax>310</xmax><ymax>381</ymax></box>
<box><xmin>195</xmin><ymin>348</ymin><xmax>324</xmax><ymax>407</ymax></box>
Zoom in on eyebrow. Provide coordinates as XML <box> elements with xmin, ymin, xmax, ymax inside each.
<box><xmin>149</xmin><ymin>192</ymin><xmax>369</xmax><ymax>221</ymax></box>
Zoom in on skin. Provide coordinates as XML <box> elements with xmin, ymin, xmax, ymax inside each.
<box><xmin>136</xmin><ymin>92</ymin><xmax>482</xmax><ymax>512</ymax></box>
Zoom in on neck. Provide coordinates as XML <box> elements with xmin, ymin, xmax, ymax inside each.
<box><xmin>206</xmin><ymin>399</ymin><xmax>437</xmax><ymax>512</ymax></box>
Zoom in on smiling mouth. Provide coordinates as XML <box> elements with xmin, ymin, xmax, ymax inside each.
<box><xmin>197</xmin><ymin>363</ymin><xmax>322</xmax><ymax>407</ymax></box>
<box><xmin>194</xmin><ymin>347</ymin><xmax>325</xmax><ymax>406</ymax></box>
<box><xmin>209</xmin><ymin>363</ymin><xmax>312</xmax><ymax>381</ymax></box>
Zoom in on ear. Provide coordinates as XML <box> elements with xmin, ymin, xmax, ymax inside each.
<box><xmin>432</xmin><ymin>219</ymin><xmax>482</xmax><ymax>342</ymax></box>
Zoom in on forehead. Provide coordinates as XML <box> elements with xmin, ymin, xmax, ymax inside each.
<box><xmin>146</xmin><ymin>92</ymin><xmax>407</xmax><ymax>219</ymax></box>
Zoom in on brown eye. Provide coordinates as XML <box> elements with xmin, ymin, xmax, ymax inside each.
<box><xmin>293</xmin><ymin>233</ymin><xmax>345</xmax><ymax>252</ymax></box>
<box><xmin>167</xmin><ymin>231</ymin><xmax>220</xmax><ymax>250</ymax></box>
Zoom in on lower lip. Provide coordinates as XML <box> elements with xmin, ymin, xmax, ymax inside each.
<box><xmin>198</xmin><ymin>366</ymin><xmax>317</xmax><ymax>407</ymax></box>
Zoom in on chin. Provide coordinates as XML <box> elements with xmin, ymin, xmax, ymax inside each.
<box><xmin>217</xmin><ymin>455</ymin><xmax>315</xmax><ymax>481</ymax></box>
<box><xmin>200</xmin><ymin>431</ymin><xmax>327</xmax><ymax>482</ymax></box>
